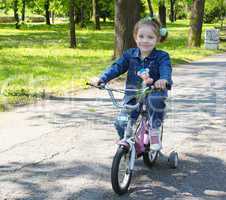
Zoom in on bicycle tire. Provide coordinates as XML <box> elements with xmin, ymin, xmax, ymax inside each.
<box><xmin>111</xmin><ymin>147</ymin><xmax>132</xmax><ymax>195</ymax></box>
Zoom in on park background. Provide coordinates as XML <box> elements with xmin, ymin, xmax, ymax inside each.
<box><xmin>0</xmin><ymin>0</ymin><xmax>226</xmax><ymax>111</ymax></box>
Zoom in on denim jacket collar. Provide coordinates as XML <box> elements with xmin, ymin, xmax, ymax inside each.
<box><xmin>131</xmin><ymin>48</ymin><xmax>158</xmax><ymax>60</ymax></box>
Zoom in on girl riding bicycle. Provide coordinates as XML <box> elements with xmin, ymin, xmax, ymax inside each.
<box><xmin>97</xmin><ymin>16</ymin><xmax>172</xmax><ymax>151</ymax></box>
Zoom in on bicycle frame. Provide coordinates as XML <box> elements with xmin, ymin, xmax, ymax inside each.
<box><xmin>86</xmin><ymin>83</ymin><xmax>160</xmax><ymax>169</ymax></box>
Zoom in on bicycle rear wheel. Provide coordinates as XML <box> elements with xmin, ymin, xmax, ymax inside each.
<box><xmin>111</xmin><ymin>147</ymin><xmax>132</xmax><ymax>195</ymax></box>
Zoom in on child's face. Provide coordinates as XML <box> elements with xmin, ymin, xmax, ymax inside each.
<box><xmin>135</xmin><ymin>25</ymin><xmax>158</xmax><ymax>55</ymax></box>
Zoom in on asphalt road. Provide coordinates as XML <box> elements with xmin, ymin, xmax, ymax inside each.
<box><xmin>0</xmin><ymin>53</ymin><xmax>225</xmax><ymax>200</ymax></box>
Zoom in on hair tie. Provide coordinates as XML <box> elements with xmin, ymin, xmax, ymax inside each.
<box><xmin>140</xmin><ymin>15</ymin><xmax>157</xmax><ymax>23</ymax></box>
<box><xmin>160</xmin><ymin>27</ymin><xmax>167</xmax><ymax>37</ymax></box>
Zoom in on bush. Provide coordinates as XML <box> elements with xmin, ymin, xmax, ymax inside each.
<box><xmin>0</xmin><ymin>16</ymin><xmax>15</xmax><ymax>23</ymax></box>
<box><xmin>174</xmin><ymin>2</ymin><xmax>188</xmax><ymax>20</ymax></box>
<box><xmin>27</xmin><ymin>16</ymin><xmax>45</xmax><ymax>23</ymax></box>
<box><xmin>204</xmin><ymin>2</ymin><xmax>226</xmax><ymax>24</ymax></box>
<box><xmin>204</xmin><ymin>7</ymin><xmax>221</xmax><ymax>23</ymax></box>
<box><xmin>0</xmin><ymin>16</ymin><xmax>45</xmax><ymax>23</ymax></box>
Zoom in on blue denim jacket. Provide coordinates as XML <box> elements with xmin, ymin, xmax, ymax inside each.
<box><xmin>99</xmin><ymin>48</ymin><xmax>172</xmax><ymax>102</ymax></box>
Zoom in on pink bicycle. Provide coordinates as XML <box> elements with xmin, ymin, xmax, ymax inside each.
<box><xmin>87</xmin><ymin>82</ymin><xmax>179</xmax><ymax>195</ymax></box>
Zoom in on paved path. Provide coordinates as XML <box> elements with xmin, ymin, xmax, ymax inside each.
<box><xmin>0</xmin><ymin>53</ymin><xmax>225</xmax><ymax>200</ymax></box>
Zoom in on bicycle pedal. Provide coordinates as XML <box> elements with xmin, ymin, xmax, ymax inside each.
<box><xmin>144</xmin><ymin>144</ymin><xmax>150</xmax><ymax>152</ymax></box>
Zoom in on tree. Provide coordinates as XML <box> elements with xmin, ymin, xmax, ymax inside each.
<box><xmin>147</xmin><ymin>0</ymin><xmax>154</xmax><ymax>17</ymax></box>
<box><xmin>79</xmin><ymin>2</ymin><xmax>85</xmax><ymax>28</ymax></box>
<box><xmin>188</xmin><ymin>0</ymin><xmax>205</xmax><ymax>47</ymax></box>
<box><xmin>72</xmin><ymin>0</ymin><xmax>92</xmax><ymax>27</ymax></box>
<box><xmin>169</xmin><ymin>0</ymin><xmax>176</xmax><ymax>22</ymax></box>
<box><xmin>173</xmin><ymin>0</ymin><xmax>188</xmax><ymax>20</ymax></box>
<box><xmin>158</xmin><ymin>0</ymin><xmax>166</xmax><ymax>27</ymax></box>
<box><xmin>13</xmin><ymin>0</ymin><xmax>20</xmax><ymax>29</ymax></box>
<box><xmin>98</xmin><ymin>0</ymin><xmax>114</xmax><ymax>22</ymax></box>
<box><xmin>51</xmin><ymin>11</ymin><xmax>55</xmax><ymax>24</ymax></box>
<box><xmin>219</xmin><ymin>0</ymin><xmax>226</xmax><ymax>28</ymax></box>
<box><xmin>92</xmin><ymin>0</ymin><xmax>101</xmax><ymax>30</ymax></box>
<box><xmin>44</xmin><ymin>0</ymin><xmax>51</xmax><ymax>25</ymax></box>
<box><xmin>69</xmin><ymin>0</ymin><xmax>77</xmax><ymax>48</ymax></box>
<box><xmin>114</xmin><ymin>0</ymin><xmax>142</xmax><ymax>58</ymax></box>
<box><xmin>21</xmin><ymin>0</ymin><xmax>26</xmax><ymax>22</ymax></box>
<box><xmin>0</xmin><ymin>0</ymin><xmax>10</xmax><ymax>14</ymax></box>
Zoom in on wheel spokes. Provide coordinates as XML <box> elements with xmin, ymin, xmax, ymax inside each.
<box><xmin>118</xmin><ymin>153</ymin><xmax>130</xmax><ymax>188</ymax></box>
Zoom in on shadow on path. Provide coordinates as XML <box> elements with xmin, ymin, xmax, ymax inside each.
<box><xmin>0</xmin><ymin>153</ymin><xmax>226</xmax><ymax>200</ymax></box>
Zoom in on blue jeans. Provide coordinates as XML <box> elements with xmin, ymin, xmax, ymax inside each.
<box><xmin>114</xmin><ymin>91</ymin><xmax>166</xmax><ymax>139</ymax></box>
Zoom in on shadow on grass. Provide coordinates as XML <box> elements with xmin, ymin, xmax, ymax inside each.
<box><xmin>0</xmin><ymin>23</ymin><xmax>114</xmax><ymax>50</ymax></box>
<box><xmin>167</xmin><ymin>22</ymin><xmax>189</xmax><ymax>28</ymax></box>
<box><xmin>0</xmin><ymin>22</ymin><xmax>114</xmax><ymax>31</ymax></box>
<box><xmin>0</xmin><ymin>30</ymin><xmax>114</xmax><ymax>50</ymax></box>
<box><xmin>171</xmin><ymin>58</ymin><xmax>190</xmax><ymax>65</ymax></box>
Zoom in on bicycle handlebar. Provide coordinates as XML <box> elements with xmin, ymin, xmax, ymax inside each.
<box><xmin>86</xmin><ymin>82</ymin><xmax>156</xmax><ymax>110</ymax></box>
<box><xmin>86</xmin><ymin>82</ymin><xmax>138</xmax><ymax>109</ymax></box>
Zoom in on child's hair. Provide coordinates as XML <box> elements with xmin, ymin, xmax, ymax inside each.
<box><xmin>133</xmin><ymin>16</ymin><xmax>168</xmax><ymax>43</ymax></box>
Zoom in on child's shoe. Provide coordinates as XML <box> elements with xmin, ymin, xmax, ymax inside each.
<box><xmin>149</xmin><ymin>128</ymin><xmax>162</xmax><ymax>151</ymax></box>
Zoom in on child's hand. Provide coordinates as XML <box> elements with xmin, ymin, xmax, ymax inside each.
<box><xmin>138</xmin><ymin>73</ymin><xmax>153</xmax><ymax>84</ymax></box>
<box><xmin>143</xmin><ymin>76</ymin><xmax>154</xmax><ymax>84</ymax></box>
<box><xmin>154</xmin><ymin>79</ymin><xmax>168</xmax><ymax>89</ymax></box>
<box><xmin>137</xmin><ymin>68</ymin><xmax>153</xmax><ymax>84</ymax></box>
<box><xmin>89</xmin><ymin>77</ymin><xmax>105</xmax><ymax>87</ymax></box>
<box><xmin>97</xmin><ymin>79</ymin><xmax>105</xmax><ymax>87</ymax></box>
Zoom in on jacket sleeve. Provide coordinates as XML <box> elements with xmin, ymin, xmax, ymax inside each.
<box><xmin>99</xmin><ymin>51</ymin><xmax>130</xmax><ymax>83</ymax></box>
<box><xmin>158</xmin><ymin>52</ymin><xmax>173</xmax><ymax>86</ymax></box>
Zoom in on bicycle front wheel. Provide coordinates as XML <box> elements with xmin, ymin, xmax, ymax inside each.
<box><xmin>111</xmin><ymin>147</ymin><xmax>132</xmax><ymax>195</ymax></box>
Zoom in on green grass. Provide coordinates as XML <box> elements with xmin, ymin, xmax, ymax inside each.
<box><xmin>158</xmin><ymin>20</ymin><xmax>226</xmax><ymax>63</ymax></box>
<box><xmin>0</xmin><ymin>22</ymin><xmax>114</xmax><ymax>111</ymax></box>
<box><xmin>0</xmin><ymin>20</ymin><xmax>226</xmax><ymax>111</ymax></box>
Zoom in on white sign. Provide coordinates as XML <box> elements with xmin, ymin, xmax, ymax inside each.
<box><xmin>205</xmin><ymin>29</ymin><xmax>220</xmax><ymax>50</ymax></box>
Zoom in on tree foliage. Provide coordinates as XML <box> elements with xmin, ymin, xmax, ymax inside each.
<box><xmin>204</xmin><ymin>0</ymin><xmax>226</xmax><ymax>23</ymax></box>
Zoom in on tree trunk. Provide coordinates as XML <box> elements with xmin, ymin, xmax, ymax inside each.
<box><xmin>188</xmin><ymin>0</ymin><xmax>205</xmax><ymax>47</ymax></box>
<box><xmin>13</xmin><ymin>0</ymin><xmax>20</xmax><ymax>29</ymax></box>
<box><xmin>44</xmin><ymin>0</ymin><xmax>51</xmax><ymax>25</ymax></box>
<box><xmin>169</xmin><ymin>0</ymin><xmax>176</xmax><ymax>23</ymax></box>
<box><xmin>158</xmin><ymin>0</ymin><xmax>166</xmax><ymax>27</ymax></box>
<box><xmin>174</xmin><ymin>2</ymin><xmax>177</xmax><ymax>21</ymax></box>
<box><xmin>219</xmin><ymin>0</ymin><xmax>225</xmax><ymax>29</ymax></box>
<box><xmin>147</xmin><ymin>0</ymin><xmax>154</xmax><ymax>17</ymax></box>
<box><xmin>69</xmin><ymin>0</ymin><xmax>76</xmax><ymax>48</ymax></box>
<box><xmin>92</xmin><ymin>0</ymin><xmax>101</xmax><ymax>30</ymax></box>
<box><xmin>3</xmin><ymin>0</ymin><xmax>8</xmax><ymax>14</ymax></box>
<box><xmin>52</xmin><ymin>11</ymin><xmax>55</xmax><ymax>24</ymax></box>
<box><xmin>22</xmin><ymin>0</ymin><xmax>26</xmax><ymax>22</ymax></box>
<box><xmin>220</xmin><ymin>18</ymin><xmax>224</xmax><ymax>29</ymax></box>
<box><xmin>80</xmin><ymin>3</ymin><xmax>86</xmax><ymax>28</ymax></box>
<box><xmin>114</xmin><ymin>0</ymin><xmax>141</xmax><ymax>58</ymax></box>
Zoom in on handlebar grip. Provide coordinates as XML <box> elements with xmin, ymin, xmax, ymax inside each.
<box><xmin>86</xmin><ymin>82</ymin><xmax>96</xmax><ymax>87</ymax></box>
<box><xmin>166</xmin><ymin>82</ymin><xmax>171</xmax><ymax>90</ymax></box>
<box><xmin>148</xmin><ymin>82</ymin><xmax>171</xmax><ymax>90</ymax></box>
<box><xmin>86</xmin><ymin>82</ymin><xmax>105</xmax><ymax>89</ymax></box>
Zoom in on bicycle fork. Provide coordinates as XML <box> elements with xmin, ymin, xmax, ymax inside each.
<box><xmin>118</xmin><ymin>119</ymin><xmax>136</xmax><ymax>171</ymax></box>
<box><xmin>129</xmin><ymin>143</ymin><xmax>136</xmax><ymax>171</ymax></box>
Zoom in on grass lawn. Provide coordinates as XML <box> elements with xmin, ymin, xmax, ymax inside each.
<box><xmin>0</xmin><ymin>20</ymin><xmax>226</xmax><ymax>111</ymax></box>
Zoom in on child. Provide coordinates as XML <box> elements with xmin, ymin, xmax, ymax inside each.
<box><xmin>97</xmin><ymin>16</ymin><xmax>172</xmax><ymax>151</ymax></box>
